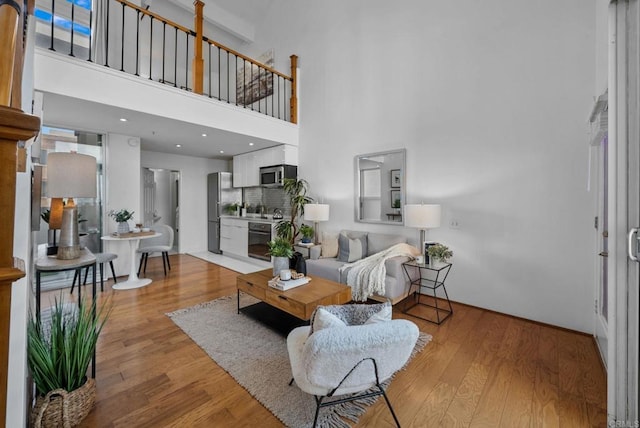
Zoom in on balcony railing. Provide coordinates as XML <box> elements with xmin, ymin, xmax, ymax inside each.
<box><xmin>34</xmin><ymin>0</ymin><xmax>298</xmax><ymax>123</ymax></box>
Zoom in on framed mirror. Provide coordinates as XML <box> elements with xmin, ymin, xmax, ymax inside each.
<box><xmin>354</xmin><ymin>149</ymin><xmax>406</xmax><ymax>225</ymax></box>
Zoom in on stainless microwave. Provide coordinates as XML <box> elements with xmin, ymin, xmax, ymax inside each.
<box><xmin>259</xmin><ymin>164</ymin><xmax>298</xmax><ymax>187</ymax></box>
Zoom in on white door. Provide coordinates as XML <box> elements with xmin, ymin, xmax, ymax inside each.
<box><xmin>609</xmin><ymin>0</ymin><xmax>639</xmax><ymax>422</ymax></box>
<box><xmin>595</xmin><ymin>136</ymin><xmax>609</xmax><ymax>366</ymax></box>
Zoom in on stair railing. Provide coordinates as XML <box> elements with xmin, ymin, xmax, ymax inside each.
<box><xmin>37</xmin><ymin>0</ymin><xmax>298</xmax><ymax>123</ymax></box>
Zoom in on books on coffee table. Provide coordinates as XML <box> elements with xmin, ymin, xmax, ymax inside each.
<box><xmin>268</xmin><ymin>276</ymin><xmax>311</xmax><ymax>291</ymax></box>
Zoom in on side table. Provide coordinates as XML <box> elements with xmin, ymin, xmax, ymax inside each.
<box><xmin>401</xmin><ymin>260</ymin><xmax>453</xmax><ymax>324</ymax></box>
<box><xmin>293</xmin><ymin>243</ymin><xmax>315</xmax><ymax>259</ymax></box>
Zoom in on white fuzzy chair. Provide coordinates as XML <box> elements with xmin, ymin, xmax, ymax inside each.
<box><xmin>287</xmin><ymin>303</ymin><xmax>419</xmax><ymax>427</ymax></box>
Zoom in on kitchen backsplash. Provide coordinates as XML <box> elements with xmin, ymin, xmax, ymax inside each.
<box><xmin>243</xmin><ymin>187</ymin><xmax>291</xmax><ymax>217</ymax></box>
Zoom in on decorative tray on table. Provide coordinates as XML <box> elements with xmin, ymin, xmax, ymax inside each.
<box><xmin>112</xmin><ymin>231</ymin><xmax>155</xmax><ymax>237</ymax></box>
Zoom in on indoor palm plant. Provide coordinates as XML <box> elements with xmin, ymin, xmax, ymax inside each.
<box><xmin>274</xmin><ymin>178</ymin><xmax>313</xmax><ymax>245</ymax></box>
<box><xmin>267</xmin><ymin>237</ymin><xmax>294</xmax><ymax>275</ymax></box>
<box><xmin>28</xmin><ymin>296</ymin><xmax>111</xmax><ymax>427</ymax></box>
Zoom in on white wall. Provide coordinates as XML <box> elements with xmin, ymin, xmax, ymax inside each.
<box><xmin>141</xmin><ymin>151</ymin><xmax>229</xmax><ymax>253</ymax></box>
<box><xmin>251</xmin><ymin>0</ymin><xmax>598</xmax><ymax>332</ymax></box>
<box><xmin>103</xmin><ymin>133</ymin><xmax>142</xmax><ymax>276</ymax></box>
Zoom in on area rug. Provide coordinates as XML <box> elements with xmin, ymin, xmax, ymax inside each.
<box><xmin>167</xmin><ymin>295</ymin><xmax>432</xmax><ymax>428</ymax></box>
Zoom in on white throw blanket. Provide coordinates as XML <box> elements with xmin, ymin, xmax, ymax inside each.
<box><xmin>338</xmin><ymin>243</ymin><xmax>419</xmax><ymax>301</ymax></box>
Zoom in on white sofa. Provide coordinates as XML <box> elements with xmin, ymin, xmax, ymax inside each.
<box><xmin>305</xmin><ymin>230</ymin><xmax>415</xmax><ymax>304</ymax></box>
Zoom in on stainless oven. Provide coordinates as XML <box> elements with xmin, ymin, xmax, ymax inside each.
<box><xmin>248</xmin><ymin>222</ymin><xmax>271</xmax><ymax>261</ymax></box>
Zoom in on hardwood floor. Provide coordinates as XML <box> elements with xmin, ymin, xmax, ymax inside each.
<box><xmin>41</xmin><ymin>254</ymin><xmax>606</xmax><ymax>427</ymax></box>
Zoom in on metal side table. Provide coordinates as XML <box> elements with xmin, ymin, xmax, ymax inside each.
<box><xmin>402</xmin><ymin>260</ymin><xmax>453</xmax><ymax>324</ymax></box>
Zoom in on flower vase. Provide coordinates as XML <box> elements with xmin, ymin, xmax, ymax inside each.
<box><xmin>117</xmin><ymin>221</ymin><xmax>129</xmax><ymax>234</ymax></box>
<box><xmin>273</xmin><ymin>256</ymin><xmax>289</xmax><ymax>276</ymax></box>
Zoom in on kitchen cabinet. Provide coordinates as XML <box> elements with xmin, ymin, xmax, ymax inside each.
<box><xmin>233</xmin><ymin>145</ymin><xmax>299</xmax><ymax>187</ymax></box>
<box><xmin>220</xmin><ymin>218</ymin><xmax>248</xmax><ymax>257</ymax></box>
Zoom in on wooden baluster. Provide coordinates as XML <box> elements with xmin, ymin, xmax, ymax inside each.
<box><xmin>289</xmin><ymin>54</ymin><xmax>298</xmax><ymax>124</ymax></box>
<box><xmin>0</xmin><ymin>0</ymin><xmax>41</xmax><ymax>421</ymax></box>
<box><xmin>0</xmin><ymin>1</ymin><xmax>20</xmax><ymax>106</ymax></box>
<box><xmin>192</xmin><ymin>0</ymin><xmax>204</xmax><ymax>95</ymax></box>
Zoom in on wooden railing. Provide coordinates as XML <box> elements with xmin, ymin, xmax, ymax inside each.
<box><xmin>38</xmin><ymin>0</ymin><xmax>298</xmax><ymax>123</ymax></box>
<box><xmin>0</xmin><ymin>0</ymin><xmax>41</xmax><ymax>422</ymax></box>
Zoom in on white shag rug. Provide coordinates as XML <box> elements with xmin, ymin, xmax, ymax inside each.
<box><xmin>167</xmin><ymin>294</ymin><xmax>431</xmax><ymax>428</ymax></box>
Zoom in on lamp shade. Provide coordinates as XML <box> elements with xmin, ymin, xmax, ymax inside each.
<box><xmin>47</xmin><ymin>152</ymin><xmax>97</xmax><ymax>198</ymax></box>
<box><xmin>304</xmin><ymin>203</ymin><xmax>330</xmax><ymax>222</ymax></box>
<box><xmin>404</xmin><ymin>204</ymin><xmax>441</xmax><ymax>229</ymax></box>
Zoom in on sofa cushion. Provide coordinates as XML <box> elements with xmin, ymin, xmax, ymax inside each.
<box><xmin>338</xmin><ymin>233</ymin><xmax>367</xmax><ymax>262</ymax></box>
<box><xmin>320</xmin><ymin>232</ymin><xmax>339</xmax><ymax>258</ymax></box>
<box><xmin>367</xmin><ymin>233</ymin><xmax>408</xmax><ymax>257</ymax></box>
<box><xmin>312</xmin><ymin>308</ymin><xmax>347</xmax><ymax>332</ymax></box>
<box><xmin>306</xmin><ymin>258</ymin><xmax>345</xmax><ymax>283</ymax></box>
<box><xmin>309</xmin><ymin>301</ymin><xmax>392</xmax><ymax>334</ymax></box>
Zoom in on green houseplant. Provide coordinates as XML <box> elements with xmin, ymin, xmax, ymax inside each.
<box><xmin>28</xmin><ymin>296</ymin><xmax>111</xmax><ymax>427</ymax></box>
<box><xmin>427</xmin><ymin>243</ymin><xmax>453</xmax><ymax>264</ymax></box>
<box><xmin>108</xmin><ymin>209</ymin><xmax>134</xmax><ymax>234</ymax></box>
<box><xmin>299</xmin><ymin>224</ymin><xmax>314</xmax><ymax>244</ymax></box>
<box><xmin>267</xmin><ymin>238</ymin><xmax>294</xmax><ymax>275</ymax></box>
<box><xmin>274</xmin><ymin>178</ymin><xmax>313</xmax><ymax>245</ymax></box>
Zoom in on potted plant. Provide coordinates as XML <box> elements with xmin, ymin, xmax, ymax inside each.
<box><xmin>427</xmin><ymin>243</ymin><xmax>453</xmax><ymax>266</ymax></box>
<box><xmin>225</xmin><ymin>202</ymin><xmax>240</xmax><ymax>216</ymax></box>
<box><xmin>28</xmin><ymin>296</ymin><xmax>110</xmax><ymax>427</ymax></box>
<box><xmin>299</xmin><ymin>224</ymin><xmax>314</xmax><ymax>244</ymax></box>
<box><xmin>108</xmin><ymin>209</ymin><xmax>134</xmax><ymax>234</ymax></box>
<box><xmin>267</xmin><ymin>237</ymin><xmax>294</xmax><ymax>275</ymax></box>
<box><xmin>274</xmin><ymin>178</ymin><xmax>313</xmax><ymax>245</ymax></box>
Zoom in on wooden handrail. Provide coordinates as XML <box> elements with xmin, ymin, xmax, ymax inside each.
<box><xmin>203</xmin><ymin>37</ymin><xmax>293</xmax><ymax>81</ymax></box>
<box><xmin>113</xmin><ymin>0</ymin><xmax>193</xmax><ymax>34</ymax></box>
<box><xmin>290</xmin><ymin>54</ymin><xmax>298</xmax><ymax>124</ymax></box>
<box><xmin>0</xmin><ymin>1</ymin><xmax>20</xmax><ymax>105</ymax></box>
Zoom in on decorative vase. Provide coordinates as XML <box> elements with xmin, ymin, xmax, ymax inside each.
<box><xmin>273</xmin><ymin>256</ymin><xmax>290</xmax><ymax>276</ymax></box>
<box><xmin>301</xmin><ymin>237</ymin><xmax>311</xmax><ymax>244</ymax></box>
<box><xmin>30</xmin><ymin>378</ymin><xmax>96</xmax><ymax>428</ymax></box>
<box><xmin>117</xmin><ymin>221</ymin><xmax>129</xmax><ymax>234</ymax></box>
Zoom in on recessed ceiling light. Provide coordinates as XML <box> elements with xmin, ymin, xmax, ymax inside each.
<box><xmin>119</xmin><ymin>118</ymin><xmax>127</xmax><ymax>122</ymax></box>
<box><xmin>249</xmin><ymin>142</ymin><xmax>254</xmax><ymax>146</ymax></box>
<box><xmin>202</xmin><ymin>133</ymin><xmax>207</xmax><ymax>137</ymax></box>
<box><xmin>176</xmin><ymin>144</ymin><xmax>181</xmax><ymax>148</ymax></box>
<box><xmin>220</xmin><ymin>150</ymin><xmax>224</xmax><ymax>154</ymax></box>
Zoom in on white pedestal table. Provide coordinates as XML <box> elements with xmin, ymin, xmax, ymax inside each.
<box><xmin>101</xmin><ymin>232</ymin><xmax>161</xmax><ymax>290</ymax></box>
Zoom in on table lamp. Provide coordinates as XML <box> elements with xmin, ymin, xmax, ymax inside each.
<box><xmin>47</xmin><ymin>152</ymin><xmax>97</xmax><ymax>260</ymax></box>
<box><xmin>404</xmin><ymin>203</ymin><xmax>441</xmax><ymax>263</ymax></box>
<box><xmin>303</xmin><ymin>203</ymin><xmax>330</xmax><ymax>244</ymax></box>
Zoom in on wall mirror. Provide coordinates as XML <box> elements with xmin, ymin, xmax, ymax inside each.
<box><xmin>354</xmin><ymin>149</ymin><xmax>406</xmax><ymax>225</ymax></box>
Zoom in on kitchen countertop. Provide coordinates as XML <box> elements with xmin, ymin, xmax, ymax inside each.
<box><xmin>220</xmin><ymin>215</ymin><xmax>288</xmax><ymax>224</ymax></box>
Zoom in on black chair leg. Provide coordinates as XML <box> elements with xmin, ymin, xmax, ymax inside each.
<box><xmin>380</xmin><ymin>385</ymin><xmax>401</xmax><ymax>427</ymax></box>
<box><xmin>143</xmin><ymin>253</ymin><xmax>148</xmax><ymax>274</ymax></box>
<box><xmin>71</xmin><ymin>270</ymin><xmax>79</xmax><ymax>294</ymax></box>
<box><xmin>161</xmin><ymin>252</ymin><xmax>167</xmax><ymax>276</ymax></box>
<box><xmin>99</xmin><ymin>262</ymin><xmax>104</xmax><ymax>293</ymax></box>
<box><xmin>165</xmin><ymin>252</ymin><xmax>171</xmax><ymax>271</ymax></box>
<box><xmin>313</xmin><ymin>397</ymin><xmax>322</xmax><ymax>428</ymax></box>
<box><xmin>109</xmin><ymin>261</ymin><xmax>117</xmax><ymax>286</ymax></box>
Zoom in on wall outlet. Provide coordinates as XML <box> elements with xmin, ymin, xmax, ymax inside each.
<box><xmin>449</xmin><ymin>219</ymin><xmax>460</xmax><ymax>229</ymax></box>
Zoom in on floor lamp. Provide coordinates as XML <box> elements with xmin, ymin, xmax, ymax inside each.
<box><xmin>47</xmin><ymin>153</ymin><xmax>97</xmax><ymax>260</ymax></box>
<box><xmin>303</xmin><ymin>203</ymin><xmax>330</xmax><ymax>244</ymax></box>
<box><xmin>404</xmin><ymin>204</ymin><xmax>441</xmax><ymax>263</ymax></box>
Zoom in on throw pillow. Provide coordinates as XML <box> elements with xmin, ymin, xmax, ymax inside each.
<box><xmin>320</xmin><ymin>232</ymin><xmax>339</xmax><ymax>258</ymax></box>
<box><xmin>337</xmin><ymin>233</ymin><xmax>367</xmax><ymax>262</ymax></box>
<box><xmin>312</xmin><ymin>308</ymin><xmax>347</xmax><ymax>332</ymax></box>
<box><xmin>364</xmin><ymin>303</ymin><xmax>392</xmax><ymax>324</ymax></box>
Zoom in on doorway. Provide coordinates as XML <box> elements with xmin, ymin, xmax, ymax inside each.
<box><xmin>142</xmin><ymin>168</ymin><xmax>180</xmax><ymax>252</ymax></box>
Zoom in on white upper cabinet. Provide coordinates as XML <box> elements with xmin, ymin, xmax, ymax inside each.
<box><xmin>233</xmin><ymin>144</ymin><xmax>298</xmax><ymax>187</ymax></box>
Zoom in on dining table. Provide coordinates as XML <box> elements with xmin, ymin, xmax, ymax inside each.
<box><xmin>101</xmin><ymin>231</ymin><xmax>161</xmax><ymax>289</ymax></box>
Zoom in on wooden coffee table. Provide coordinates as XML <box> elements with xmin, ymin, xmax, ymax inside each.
<box><xmin>236</xmin><ymin>269</ymin><xmax>352</xmax><ymax>321</ymax></box>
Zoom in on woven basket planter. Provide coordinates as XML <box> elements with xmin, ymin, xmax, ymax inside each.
<box><xmin>30</xmin><ymin>378</ymin><xmax>96</xmax><ymax>428</ymax></box>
